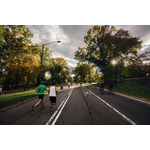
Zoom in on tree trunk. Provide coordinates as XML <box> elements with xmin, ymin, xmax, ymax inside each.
<box><xmin>6</xmin><ymin>79</ymin><xmax>10</xmax><ymax>90</ymax></box>
<box><xmin>27</xmin><ymin>76</ymin><xmax>29</xmax><ymax>86</ymax></box>
<box><xmin>115</xmin><ymin>65</ymin><xmax>118</xmax><ymax>86</ymax></box>
<box><xmin>15</xmin><ymin>79</ymin><xmax>18</xmax><ymax>89</ymax></box>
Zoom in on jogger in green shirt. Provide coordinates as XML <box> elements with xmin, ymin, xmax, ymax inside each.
<box><xmin>32</xmin><ymin>81</ymin><xmax>47</xmax><ymax>112</ymax></box>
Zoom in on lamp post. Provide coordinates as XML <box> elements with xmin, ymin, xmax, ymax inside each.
<box><xmin>39</xmin><ymin>41</ymin><xmax>61</xmax><ymax>84</ymax></box>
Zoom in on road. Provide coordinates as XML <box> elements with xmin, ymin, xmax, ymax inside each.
<box><xmin>0</xmin><ymin>84</ymin><xmax>150</xmax><ymax>125</ymax></box>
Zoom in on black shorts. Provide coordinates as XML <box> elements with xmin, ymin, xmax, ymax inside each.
<box><xmin>49</xmin><ymin>96</ymin><xmax>56</xmax><ymax>104</ymax></box>
<box><xmin>39</xmin><ymin>94</ymin><xmax>44</xmax><ymax>100</ymax></box>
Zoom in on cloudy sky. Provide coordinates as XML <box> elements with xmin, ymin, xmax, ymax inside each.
<box><xmin>27</xmin><ymin>25</ymin><xmax>150</xmax><ymax>67</ymax></box>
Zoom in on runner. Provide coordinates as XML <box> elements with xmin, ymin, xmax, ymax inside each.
<box><xmin>32</xmin><ymin>81</ymin><xmax>47</xmax><ymax>112</ymax></box>
<box><xmin>80</xmin><ymin>81</ymin><xmax>82</xmax><ymax>86</ymax></box>
<box><xmin>61</xmin><ymin>82</ymin><xmax>63</xmax><ymax>90</ymax></box>
<box><xmin>109</xmin><ymin>81</ymin><xmax>113</xmax><ymax>93</ymax></box>
<box><xmin>68</xmin><ymin>81</ymin><xmax>70</xmax><ymax>88</ymax></box>
<box><xmin>48</xmin><ymin>81</ymin><xmax>58</xmax><ymax>113</ymax></box>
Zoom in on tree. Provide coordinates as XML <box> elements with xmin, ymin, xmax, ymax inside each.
<box><xmin>48</xmin><ymin>57</ymin><xmax>69</xmax><ymax>84</ymax></box>
<box><xmin>74</xmin><ymin>25</ymin><xmax>142</xmax><ymax>84</ymax></box>
<box><xmin>73</xmin><ymin>63</ymin><xmax>92</xmax><ymax>82</ymax></box>
<box><xmin>0</xmin><ymin>25</ymin><xmax>33</xmax><ymax>88</ymax></box>
<box><xmin>125</xmin><ymin>51</ymin><xmax>150</xmax><ymax>78</ymax></box>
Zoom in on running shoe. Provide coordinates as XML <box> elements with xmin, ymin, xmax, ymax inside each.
<box><xmin>42</xmin><ymin>105</ymin><xmax>45</xmax><ymax>109</ymax></box>
<box><xmin>50</xmin><ymin>106</ymin><xmax>53</xmax><ymax>113</ymax></box>
<box><xmin>32</xmin><ymin>106</ymin><xmax>35</xmax><ymax>112</ymax></box>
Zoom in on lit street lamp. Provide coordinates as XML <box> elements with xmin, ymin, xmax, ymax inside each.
<box><xmin>39</xmin><ymin>41</ymin><xmax>61</xmax><ymax>84</ymax></box>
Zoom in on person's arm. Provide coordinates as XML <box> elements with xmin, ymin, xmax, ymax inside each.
<box><xmin>36</xmin><ymin>88</ymin><xmax>38</xmax><ymax>92</ymax></box>
<box><xmin>48</xmin><ymin>87</ymin><xmax>50</xmax><ymax>93</ymax></box>
<box><xmin>45</xmin><ymin>86</ymin><xmax>48</xmax><ymax>91</ymax></box>
<box><xmin>55</xmin><ymin>87</ymin><xmax>58</xmax><ymax>94</ymax></box>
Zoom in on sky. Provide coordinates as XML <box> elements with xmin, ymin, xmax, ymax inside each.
<box><xmin>27</xmin><ymin>25</ymin><xmax>150</xmax><ymax>67</ymax></box>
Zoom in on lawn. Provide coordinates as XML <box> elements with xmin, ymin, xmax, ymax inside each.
<box><xmin>86</xmin><ymin>81</ymin><xmax>150</xmax><ymax>101</ymax></box>
<box><xmin>0</xmin><ymin>90</ymin><xmax>39</xmax><ymax>110</ymax></box>
<box><xmin>0</xmin><ymin>86</ymin><xmax>60</xmax><ymax>110</ymax></box>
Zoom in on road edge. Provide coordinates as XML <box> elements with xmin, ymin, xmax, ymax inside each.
<box><xmin>85</xmin><ymin>84</ymin><xmax>150</xmax><ymax>104</ymax></box>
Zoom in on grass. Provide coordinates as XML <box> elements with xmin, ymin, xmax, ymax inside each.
<box><xmin>0</xmin><ymin>86</ymin><xmax>61</xmax><ymax>110</ymax></box>
<box><xmin>86</xmin><ymin>81</ymin><xmax>150</xmax><ymax>101</ymax></box>
<box><xmin>0</xmin><ymin>90</ymin><xmax>38</xmax><ymax>110</ymax></box>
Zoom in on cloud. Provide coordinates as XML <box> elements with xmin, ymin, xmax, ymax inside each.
<box><xmin>27</xmin><ymin>25</ymin><xmax>94</xmax><ymax>66</ymax></box>
<box><xmin>139</xmin><ymin>45</ymin><xmax>150</xmax><ymax>54</ymax></box>
<box><xmin>27</xmin><ymin>25</ymin><xmax>150</xmax><ymax>66</ymax></box>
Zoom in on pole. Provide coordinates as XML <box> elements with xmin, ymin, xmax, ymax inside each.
<box><xmin>40</xmin><ymin>44</ymin><xmax>44</xmax><ymax>84</ymax></box>
<box><xmin>39</xmin><ymin>41</ymin><xmax>61</xmax><ymax>85</ymax></box>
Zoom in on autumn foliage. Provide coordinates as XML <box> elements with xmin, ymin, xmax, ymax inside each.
<box><xmin>75</xmin><ymin>25</ymin><xmax>143</xmax><ymax>84</ymax></box>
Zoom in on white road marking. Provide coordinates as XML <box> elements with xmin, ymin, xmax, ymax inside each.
<box><xmin>51</xmin><ymin>87</ymin><xmax>74</xmax><ymax>125</ymax></box>
<box><xmin>85</xmin><ymin>87</ymin><xmax>136</xmax><ymax>125</ymax></box>
<box><xmin>46</xmin><ymin>86</ymin><xmax>74</xmax><ymax>125</ymax></box>
<box><xmin>83</xmin><ymin>91</ymin><xmax>92</xmax><ymax>96</ymax></box>
<box><xmin>46</xmin><ymin>99</ymin><xmax>65</xmax><ymax>125</ymax></box>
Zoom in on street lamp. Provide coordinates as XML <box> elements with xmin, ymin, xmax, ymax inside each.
<box><xmin>39</xmin><ymin>41</ymin><xmax>61</xmax><ymax>84</ymax></box>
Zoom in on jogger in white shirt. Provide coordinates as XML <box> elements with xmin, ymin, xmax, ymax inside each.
<box><xmin>48</xmin><ymin>82</ymin><xmax>58</xmax><ymax>113</ymax></box>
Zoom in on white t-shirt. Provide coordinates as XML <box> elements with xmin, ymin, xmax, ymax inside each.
<box><xmin>49</xmin><ymin>86</ymin><xmax>56</xmax><ymax>97</ymax></box>
<box><xmin>68</xmin><ymin>82</ymin><xmax>70</xmax><ymax>85</ymax></box>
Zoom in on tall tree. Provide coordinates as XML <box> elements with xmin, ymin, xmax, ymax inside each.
<box><xmin>48</xmin><ymin>57</ymin><xmax>69</xmax><ymax>84</ymax></box>
<box><xmin>74</xmin><ymin>25</ymin><xmax>142</xmax><ymax>84</ymax></box>
<box><xmin>0</xmin><ymin>25</ymin><xmax>33</xmax><ymax>88</ymax></box>
<box><xmin>73</xmin><ymin>63</ymin><xmax>92</xmax><ymax>82</ymax></box>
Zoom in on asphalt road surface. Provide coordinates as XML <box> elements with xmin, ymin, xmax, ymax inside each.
<box><xmin>0</xmin><ymin>84</ymin><xmax>150</xmax><ymax>125</ymax></box>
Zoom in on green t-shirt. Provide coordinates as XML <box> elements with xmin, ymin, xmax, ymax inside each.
<box><xmin>37</xmin><ymin>85</ymin><xmax>47</xmax><ymax>95</ymax></box>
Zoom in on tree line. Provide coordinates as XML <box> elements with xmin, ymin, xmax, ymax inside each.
<box><xmin>0</xmin><ymin>25</ymin><xmax>69</xmax><ymax>89</ymax></box>
<box><xmin>1</xmin><ymin>25</ymin><xmax>150</xmax><ymax>89</ymax></box>
<box><xmin>74</xmin><ymin>25</ymin><xmax>150</xmax><ymax>85</ymax></box>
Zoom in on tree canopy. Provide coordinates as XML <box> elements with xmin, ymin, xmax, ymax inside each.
<box><xmin>74</xmin><ymin>25</ymin><xmax>142</xmax><ymax>84</ymax></box>
<box><xmin>48</xmin><ymin>57</ymin><xmax>69</xmax><ymax>84</ymax></box>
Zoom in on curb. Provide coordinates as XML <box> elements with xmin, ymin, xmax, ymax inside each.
<box><xmin>86</xmin><ymin>84</ymin><xmax>150</xmax><ymax>104</ymax></box>
<box><xmin>0</xmin><ymin>87</ymin><xmax>65</xmax><ymax>112</ymax></box>
<box><xmin>0</xmin><ymin>96</ymin><xmax>38</xmax><ymax>112</ymax></box>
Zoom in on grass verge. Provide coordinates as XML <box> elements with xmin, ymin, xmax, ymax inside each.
<box><xmin>0</xmin><ymin>90</ymin><xmax>38</xmax><ymax>110</ymax></box>
<box><xmin>86</xmin><ymin>81</ymin><xmax>150</xmax><ymax>101</ymax></box>
<box><xmin>0</xmin><ymin>86</ymin><xmax>60</xmax><ymax>110</ymax></box>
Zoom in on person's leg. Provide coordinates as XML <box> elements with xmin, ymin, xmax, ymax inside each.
<box><xmin>41</xmin><ymin>99</ymin><xmax>45</xmax><ymax>108</ymax></box>
<box><xmin>100</xmin><ymin>86</ymin><xmax>102</xmax><ymax>91</ymax></box>
<box><xmin>40</xmin><ymin>95</ymin><xmax>45</xmax><ymax>108</ymax></box>
<box><xmin>50</xmin><ymin>102</ymin><xmax>53</xmax><ymax>113</ymax></box>
<box><xmin>32</xmin><ymin>95</ymin><xmax>43</xmax><ymax>111</ymax></box>
<box><xmin>35</xmin><ymin>99</ymin><xmax>42</xmax><ymax>107</ymax></box>
<box><xmin>50</xmin><ymin>97</ymin><xmax>56</xmax><ymax>113</ymax></box>
<box><xmin>49</xmin><ymin>97</ymin><xmax>53</xmax><ymax>113</ymax></box>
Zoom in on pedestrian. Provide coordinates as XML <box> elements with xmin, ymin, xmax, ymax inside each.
<box><xmin>68</xmin><ymin>81</ymin><xmax>70</xmax><ymax>88</ymax></box>
<box><xmin>109</xmin><ymin>81</ymin><xmax>113</xmax><ymax>93</ymax></box>
<box><xmin>24</xmin><ymin>85</ymin><xmax>27</xmax><ymax>91</ymax></box>
<box><xmin>61</xmin><ymin>82</ymin><xmax>63</xmax><ymax>90</ymax></box>
<box><xmin>48</xmin><ymin>81</ymin><xmax>58</xmax><ymax>113</ymax></box>
<box><xmin>80</xmin><ymin>81</ymin><xmax>82</xmax><ymax>86</ymax></box>
<box><xmin>0</xmin><ymin>86</ymin><xmax>4</xmax><ymax>95</ymax></box>
<box><xmin>32</xmin><ymin>81</ymin><xmax>47</xmax><ymax>112</ymax></box>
